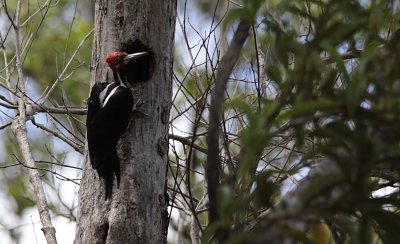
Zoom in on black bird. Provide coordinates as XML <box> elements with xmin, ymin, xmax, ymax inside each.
<box><xmin>86</xmin><ymin>51</ymin><xmax>147</xmax><ymax>200</ymax></box>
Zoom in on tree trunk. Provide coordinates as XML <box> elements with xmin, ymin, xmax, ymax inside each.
<box><xmin>75</xmin><ymin>0</ymin><xmax>176</xmax><ymax>243</ymax></box>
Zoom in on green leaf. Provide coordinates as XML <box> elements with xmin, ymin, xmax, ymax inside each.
<box><xmin>202</xmin><ymin>222</ymin><xmax>221</xmax><ymax>244</ymax></box>
<box><xmin>224</xmin><ymin>9</ymin><xmax>247</xmax><ymax>30</ymax></box>
<box><xmin>279</xmin><ymin>99</ymin><xmax>339</xmax><ymax>120</ymax></box>
<box><xmin>266</xmin><ymin>64</ymin><xmax>282</xmax><ymax>84</ymax></box>
<box><xmin>225</xmin><ymin>98</ymin><xmax>256</xmax><ymax>123</ymax></box>
<box><xmin>320</xmin><ymin>41</ymin><xmax>350</xmax><ymax>85</ymax></box>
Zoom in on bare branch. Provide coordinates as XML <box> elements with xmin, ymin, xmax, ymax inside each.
<box><xmin>0</xmin><ymin>122</ymin><xmax>12</xmax><ymax>130</ymax></box>
<box><xmin>323</xmin><ymin>50</ymin><xmax>360</xmax><ymax>64</ymax></box>
<box><xmin>20</xmin><ymin>0</ymin><xmax>54</xmax><ymax>28</ymax></box>
<box><xmin>31</xmin><ymin>104</ymin><xmax>87</xmax><ymax>115</ymax></box>
<box><xmin>31</xmin><ymin>117</ymin><xmax>84</xmax><ymax>154</ymax></box>
<box><xmin>40</xmin><ymin>29</ymin><xmax>94</xmax><ymax>103</ymax></box>
<box><xmin>13</xmin><ymin>155</ymin><xmax>80</xmax><ymax>185</ymax></box>
<box><xmin>206</xmin><ymin>19</ymin><xmax>251</xmax><ymax>241</ymax></box>
<box><xmin>168</xmin><ymin>134</ymin><xmax>208</xmax><ymax>154</ymax></box>
<box><xmin>0</xmin><ymin>162</ymin><xmax>19</xmax><ymax>169</ymax></box>
<box><xmin>10</xmin><ymin>1</ymin><xmax>58</xmax><ymax>242</ymax></box>
<box><xmin>36</xmin><ymin>160</ymin><xmax>82</xmax><ymax>171</ymax></box>
<box><xmin>0</xmin><ymin>100</ymin><xmax>17</xmax><ymax>109</ymax></box>
<box><xmin>0</xmin><ymin>96</ymin><xmax>87</xmax><ymax>115</ymax></box>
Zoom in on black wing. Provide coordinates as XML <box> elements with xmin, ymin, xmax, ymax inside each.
<box><xmin>90</xmin><ymin>86</ymin><xmax>133</xmax><ymax>149</ymax></box>
<box><xmin>86</xmin><ymin>82</ymin><xmax>110</xmax><ymax>169</ymax></box>
<box><xmin>87</xmin><ymin>85</ymin><xmax>133</xmax><ymax>199</ymax></box>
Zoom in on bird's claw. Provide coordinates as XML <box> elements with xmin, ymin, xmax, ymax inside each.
<box><xmin>132</xmin><ymin>99</ymin><xmax>149</xmax><ymax>117</ymax></box>
<box><xmin>134</xmin><ymin>99</ymin><xmax>149</xmax><ymax>108</ymax></box>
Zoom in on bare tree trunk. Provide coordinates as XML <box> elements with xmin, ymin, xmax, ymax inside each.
<box><xmin>11</xmin><ymin>1</ymin><xmax>57</xmax><ymax>243</ymax></box>
<box><xmin>75</xmin><ymin>0</ymin><xmax>176</xmax><ymax>243</ymax></box>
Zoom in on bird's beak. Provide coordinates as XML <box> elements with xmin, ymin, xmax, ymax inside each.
<box><xmin>123</xmin><ymin>52</ymin><xmax>148</xmax><ymax>64</ymax></box>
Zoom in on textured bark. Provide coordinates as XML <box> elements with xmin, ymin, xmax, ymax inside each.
<box><xmin>74</xmin><ymin>0</ymin><xmax>176</xmax><ymax>243</ymax></box>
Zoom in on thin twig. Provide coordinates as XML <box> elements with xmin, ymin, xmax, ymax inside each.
<box><xmin>13</xmin><ymin>154</ymin><xmax>80</xmax><ymax>185</ymax></box>
<box><xmin>168</xmin><ymin>134</ymin><xmax>208</xmax><ymax>154</ymax></box>
<box><xmin>0</xmin><ymin>122</ymin><xmax>12</xmax><ymax>130</ymax></box>
<box><xmin>40</xmin><ymin>29</ymin><xmax>94</xmax><ymax>103</ymax></box>
<box><xmin>31</xmin><ymin>117</ymin><xmax>84</xmax><ymax>154</ymax></box>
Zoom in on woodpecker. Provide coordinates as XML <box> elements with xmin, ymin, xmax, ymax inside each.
<box><xmin>86</xmin><ymin>51</ymin><xmax>148</xmax><ymax>200</ymax></box>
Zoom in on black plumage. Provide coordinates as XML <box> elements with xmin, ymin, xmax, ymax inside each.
<box><xmin>86</xmin><ymin>82</ymin><xmax>133</xmax><ymax>200</ymax></box>
<box><xmin>86</xmin><ymin>51</ymin><xmax>147</xmax><ymax>200</ymax></box>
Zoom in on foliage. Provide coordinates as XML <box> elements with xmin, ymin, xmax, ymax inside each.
<box><xmin>169</xmin><ymin>0</ymin><xmax>400</xmax><ymax>243</ymax></box>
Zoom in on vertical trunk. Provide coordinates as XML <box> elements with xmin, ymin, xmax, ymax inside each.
<box><xmin>75</xmin><ymin>0</ymin><xmax>176</xmax><ymax>243</ymax></box>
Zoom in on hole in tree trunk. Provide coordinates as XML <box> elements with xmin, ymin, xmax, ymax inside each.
<box><xmin>120</xmin><ymin>39</ymin><xmax>154</xmax><ymax>85</ymax></box>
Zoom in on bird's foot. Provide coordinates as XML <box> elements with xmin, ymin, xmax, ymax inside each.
<box><xmin>132</xmin><ymin>99</ymin><xmax>149</xmax><ymax>117</ymax></box>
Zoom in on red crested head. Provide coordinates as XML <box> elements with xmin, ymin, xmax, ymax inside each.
<box><xmin>105</xmin><ymin>51</ymin><xmax>129</xmax><ymax>73</ymax></box>
<box><xmin>105</xmin><ymin>51</ymin><xmax>148</xmax><ymax>74</ymax></box>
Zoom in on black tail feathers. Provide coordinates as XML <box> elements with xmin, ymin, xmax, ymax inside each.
<box><xmin>96</xmin><ymin>149</ymin><xmax>121</xmax><ymax>200</ymax></box>
<box><xmin>104</xmin><ymin>170</ymin><xmax>113</xmax><ymax>200</ymax></box>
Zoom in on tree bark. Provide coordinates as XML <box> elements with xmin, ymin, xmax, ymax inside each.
<box><xmin>75</xmin><ymin>0</ymin><xmax>176</xmax><ymax>243</ymax></box>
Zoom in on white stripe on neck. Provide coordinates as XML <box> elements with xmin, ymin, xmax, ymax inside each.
<box><xmin>99</xmin><ymin>83</ymin><xmax>113</xmax><ymax>107</ymax></box>
<box><xmin>102</xmin><ymin>86</ymin><xmax>119</xmax><ymax>108</ymax></box>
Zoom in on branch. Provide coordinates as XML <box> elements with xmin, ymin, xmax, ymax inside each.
<box><xmin>20</xmin><ymin>0</ymin><xmax>53</xmax><ymax>28</ymax></box>
<box><xmin>0</xmin><ymin>93</ymin><xmax>15</xmax><ymax>105</ymax></box>
<box><xmin>13</xmin><ymin>155</ymin><xmax>80</xmax><ymax>185</ymax></box>
<box><xmin>40</xmin><ymin>28</ymin><xmax>93</xmax><ymax>103</ymax></box>
<box><xmin>11</xmin><ymin>1</ymin><xmax>57</xmax><ymax>242</ymax></box>
<box><xmin>0</xmin><ymin>99</ymin><xmax>87</xmax><ymax>115</ymax></box>
<box><xmin>206</xmin><ymin>19</ymin><xmax>251</xmax><ymax>241</ymax></box>
<box><xmin>36</xmin><ymin>160</ymin><xmax>82</xmax><ymax>171</ymax></box>
<box><xmin>33</xmin><ymin>105</ymin><xmax>87</xmax><ymax>115</ymax></box>
<box><xmin>0</xmin><ymin>122</ymin><xmax>12</xmax><ymax>130</ymax></box>
<box><xmin>31</xmin><ymin>117</ymin><xmax>84</xmax><ymax>154</ymax></box>
<box><xmin>323</xmin><ymin>50</ymin><xmax>360</xmax><ymax>64</ymax></box>
<box><xmin>168</xmin><ymin>134</ymin><xmax>208</xmax><ymax>154</ymax></box>
<box><xmin>0</xmin><ymin>162</ymin><xmax>19</xmax><ymax>169</ymax></box>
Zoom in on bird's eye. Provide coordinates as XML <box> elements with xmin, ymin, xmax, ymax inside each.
<box><xmin>117</xmin><ymin>55</ymin><xmax>123</xmax><ymax>61</ymax></box>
